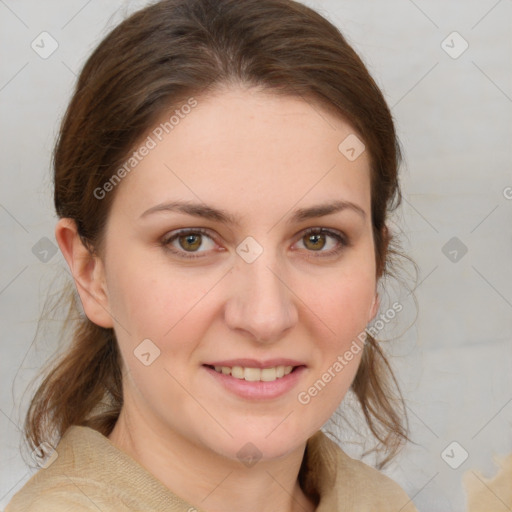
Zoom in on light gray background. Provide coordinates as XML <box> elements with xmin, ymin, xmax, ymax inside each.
<box><xmin>1</xmin><ymin>1</ymin><xmax>511</xmax><ymax>511</ymax></box>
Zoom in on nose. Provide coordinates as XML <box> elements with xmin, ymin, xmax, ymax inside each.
<box><xmin>224</xmin><ymin>250</ymin><xmax>298</xmax><ymax>344</ymax></box>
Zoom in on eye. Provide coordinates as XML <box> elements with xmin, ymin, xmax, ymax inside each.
<box><xmin>161</xmin><ymin>227</ymin><xmax>349</xmax><ymax>260</ymax></box>
<box><xmin>162</xmin><ymin>228</ymin><xmax>217</xmax><ymax>259</ymax></box>
<box><xmin>294</xmin><ymin>227</ymin><xmax>348</xmax><ymax>257</ymax></box>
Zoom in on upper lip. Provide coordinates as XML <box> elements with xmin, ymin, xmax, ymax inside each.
<box><xmin>203</xmin><ymin>358</ymin><xmax>306</xmax><ymax>368</ymax></box>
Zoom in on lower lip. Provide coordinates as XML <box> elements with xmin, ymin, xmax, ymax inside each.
<box><xmin>202</xmin><ymin>365</ymin><xmax>307</xmax><ymax>400</ymax></box>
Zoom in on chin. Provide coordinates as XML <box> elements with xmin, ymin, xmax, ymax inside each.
<box><xmin>207</xmin><ymin>421</ymin><xmax>311</xmax><ymax>464</ymax></box>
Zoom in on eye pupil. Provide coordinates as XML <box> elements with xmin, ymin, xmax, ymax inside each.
<box><xmin>304</xmin><ymin>233</ymin><xmax>326</xmax><ymax>250</ymax></box>
<box><xmin>179</xmin><ymin>233</ymin><xmax>202</xmax><ymax>251</ymax></box>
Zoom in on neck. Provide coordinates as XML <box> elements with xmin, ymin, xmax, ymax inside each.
<box><xmin>108</xmin><ymin>407</ymin><xmax>316</xmax><ymax>512</ymax></box>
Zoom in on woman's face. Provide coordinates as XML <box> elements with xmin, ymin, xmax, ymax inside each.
<box><xmin>99</xmin><ymin>87</ymin><xmax>379</xmax><ymax>460</ymax></box>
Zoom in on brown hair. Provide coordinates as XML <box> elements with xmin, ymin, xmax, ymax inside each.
<box><xmin>25</xmin><ymin>0</ymin><xmax>409</xmax><ymax>469</ymax></box>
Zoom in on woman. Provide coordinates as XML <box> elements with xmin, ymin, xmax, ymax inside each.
<box><xmin>7</xmin><ymin>0</ymin><xmax>419</xmax><ymax>510</ymax></box>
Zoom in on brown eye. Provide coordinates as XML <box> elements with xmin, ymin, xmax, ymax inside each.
<box><xmin>303</xmin><ymin>232</ymin><xmax>326</xmax><ymax>251</ymax></box>
<box><xmin>178</xmin><ymin>233</ymin><xmax>203</xmax><ymax>251</ymax></box>
<box><xmin>295</xmin><ymin>228</ymin><xmax>348</xmax><ymax>257</ymax></box>
<box><xmin>163</xmin><ymin>228</ymin><xmax>217</xmax><ymax>258</ymax></box>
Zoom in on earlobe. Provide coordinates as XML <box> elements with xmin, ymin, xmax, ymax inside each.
<box><xmin>55</xmin><ymin>218</ymin><xmax>114</xmax><ymax>328</ymax></box>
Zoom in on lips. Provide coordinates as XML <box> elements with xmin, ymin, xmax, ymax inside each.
<box><xmin>202</xmin><ymin>361</ymin><xmax>307</xmax><ymax>399</ymax></box>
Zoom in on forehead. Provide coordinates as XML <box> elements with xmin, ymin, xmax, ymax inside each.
<box><xmin>109</xmin><ymin>87</ymin><xmax>372</xmax><ymax>225</ymax></box>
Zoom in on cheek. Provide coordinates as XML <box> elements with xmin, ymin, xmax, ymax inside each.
<box><xmin>104</xmin><ymin>255</ymin><xmax>228</xmax><ymax>380</ymax></box>
<box><xmin>304</xmin><ymin>266</ymin><xmax>376</xmax><ymax>344</ymax></box>
<box><xmin>106</xmin><ymin>253</ymin><xmax>212</xmax><ymax>335</ymax></box>
<box><xmin>296</xmin><ymin>272</ymin><xmax>372</xmax><ymax>418</ymax></box>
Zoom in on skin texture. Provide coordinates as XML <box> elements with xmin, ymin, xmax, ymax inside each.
<box><xmin>56</xmin><ymin>86</ymin><xmax>380</xmax><ymax>512</ymax></box>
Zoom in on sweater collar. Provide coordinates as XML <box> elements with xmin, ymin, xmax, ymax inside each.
<box><xmin>63</xmin><ymin>425</ymin><xmax>341</xmax><ymax>510</ymax></box>
<box><xmin>300</xmin><ymin>430</ymin><xmax>342</xmax><ymax>510</ymax></box>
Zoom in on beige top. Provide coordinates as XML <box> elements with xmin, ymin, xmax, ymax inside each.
<box><xmin>6</xmin><ymin>425</ymin><xmax>418</xmax><ymax>511</ymax></box>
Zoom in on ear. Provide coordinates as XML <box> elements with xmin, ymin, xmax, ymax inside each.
<box><xmin>55</xmin><ymin>218</ymin><xmax>114</xmax><ymax>328</ymax></box>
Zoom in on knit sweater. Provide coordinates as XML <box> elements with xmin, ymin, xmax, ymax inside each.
<box><xmin>6</xmin><ymin>426</ymin><xmax>418</xmax><ymax>511</ymax></box>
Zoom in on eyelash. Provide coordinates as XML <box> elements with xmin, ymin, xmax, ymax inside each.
<box><xmin>161</xmin><ymin>227</ymin><xmax>349</xmax><ymax>260</ymax></box>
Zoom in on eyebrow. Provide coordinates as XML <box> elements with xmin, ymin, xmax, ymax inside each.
<box><xmin>139</xmin><ymin>199</ymin><xmax>366</xmax><ymax>224</ymax></box>
<box><xmin>291</xmin><ymin>200</ymin><xmax>366</xmax><ymax>222</ymax></box>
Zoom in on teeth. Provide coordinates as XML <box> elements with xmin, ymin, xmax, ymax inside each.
<box><xmin>232</xmin><ymin>366</ymin><xmax>244</xmax><ymax>379</ymax></box>
<box><xmin>260</xmin><ymin>368</ymin><xmax>276</xmax><ymax>382</ymax></box>
<box><xmin>212</xmin><ymin>365</ymin><xmax>295</xmax><ymax>382</ymax></box>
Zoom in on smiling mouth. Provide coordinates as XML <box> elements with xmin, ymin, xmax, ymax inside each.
<box><xmin>204</xmin><ymin>364</ymin><xmax>301</xmax><ymax>382</ymax></box>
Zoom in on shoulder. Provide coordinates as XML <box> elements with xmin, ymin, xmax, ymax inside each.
<box><xmin>337</xmin><ymin>450</ymin><xmax>418</xmax><ymax>511</ymax></box>
<box><xmin>6</xmin><ymin>425</ymin><xmax>194</xmax><ymax>512</ymax></box>
<box><xmin>5</xmin><ymin>481</ymin><xmax>129</xmax><ymax>512</ymax></box>
<box><xmin>5</xmin><ymin>426</ymin><xmax>134</xmax><ymax>512</ymax></box>
<box><xmin>305</xmin><ymin>430</ymin><xmax>419</xmax><ymax>512</ymax></box>
<box><xmin>5</xmin><ymin>474</ymin><xmax>132</xmax><ymax>512</ymax></box>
